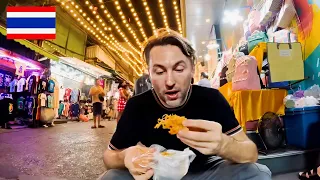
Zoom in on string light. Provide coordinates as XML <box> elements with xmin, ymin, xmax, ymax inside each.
<box><xmin>69</xmin><ymin>0</ymin><xmax>142</xmax><ymax>66</ymax></box>
<box><xmin>112</xmin><ymin>0</ymin><xmax>142</xmax><ymax>46</ymax></box>
<box><xmin>90</xmin><ymin>0</ymin><xmax>141</xmax><ymax>55</ymax></box>
<box><xmin>173</xmin><ymin>1</ymin><xmax>183</xmax><ymax>34</ymax></box>
<box><xmin>44</xmin><ymin>41</ymin><xmax>67</xmax><ymax>56</ymax></box>
<box><xmin>123</xmin><ymin>0</ymin><xmax>148</xmax><ymax>41</ymax></box>
<box><xmin>158</xmin><ymin>0</ymin><xmax>169</xmax><ymax>28</ymax></box>
<box><xmin>142</xmin><ymin>0</ymin><xmax>156</xmax><ymax>33</ymax></box>
<box><xmin>55</xmin><ymin>0</ymin><xmax>142</xmax><ymax>75</ymax></box>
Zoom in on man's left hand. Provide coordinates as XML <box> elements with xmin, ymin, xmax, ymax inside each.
<box><xmin>177</xmin><ymin>119</ymin><xmax>226</xmax><ymax>156</ymax></box>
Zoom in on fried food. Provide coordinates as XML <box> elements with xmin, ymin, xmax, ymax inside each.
<box><xmin>154</xmin><ymin>114</ymin><xmax>188</xmax><ymax>135</ymax></box>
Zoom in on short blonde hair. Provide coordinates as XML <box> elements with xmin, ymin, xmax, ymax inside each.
<box><xmin>141</xmin><ymin>28</ymin><xmax>196</xmax><ymax>65</ymax></box>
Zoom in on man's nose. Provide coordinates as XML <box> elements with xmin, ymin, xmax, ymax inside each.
<box><xmin>165</xmin><ymin>72</ymin><xmax>175</xmax><ymax>87</ymax></box>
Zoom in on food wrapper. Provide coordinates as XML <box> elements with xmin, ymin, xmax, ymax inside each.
<box><xmin>132</xmin><ymin>144</ymin><xmax>196</xmax><ymax>180</ymax></box>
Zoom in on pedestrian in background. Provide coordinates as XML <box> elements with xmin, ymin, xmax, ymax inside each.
<box><xmin>117</xmin><ymin>81</ymin><xmax>129</xmax><ymax>123</ymax></box>
<box><xmin>89</xmin><ymin>79</ymin><xmax>105</xmax><ymax>129</ymax></box>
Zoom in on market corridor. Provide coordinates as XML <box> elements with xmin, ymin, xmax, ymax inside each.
<box><xmin>0</xmin><ymin>121</ymin><xmax>116</xmax><ymax>180</ymax></box>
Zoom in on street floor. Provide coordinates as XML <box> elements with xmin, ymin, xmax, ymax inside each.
<box><xmin>0</xmin><ymin>120</ymin><xmax>116</xmax><ymax>180</ymax></box>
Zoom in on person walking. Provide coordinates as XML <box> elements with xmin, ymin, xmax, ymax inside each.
<box><xmin>198</xmin><ymin>72</ymin><xmax>211</xmax><ymax>88</ymax></box>
<box><xmin>133</xmin><ymin>69</ymin><xmax>152</xmax><ymax>96</ymax></box>
<box><xmin>89</xmin><ymin>79</ymin><xmax>105</xmax><ymax>129</ymax></box>
<box><xmin>117</xmin><ymin>81</ymin><xmax>129</xmax><ymax>123</ymax></box>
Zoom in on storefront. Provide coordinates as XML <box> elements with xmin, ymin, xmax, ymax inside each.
<box><xmin>49</xmin><ymin>57</ymin><xmax>112</xmax><ymax>119</ymax></box>
<box><xmin>0</xmin><ymin>47</ymin><xmax>49</xmax><ymax>129</ymax></box>
<box><xmin>207</xmin><ymin>0</ymin><xmax>320</xmax><ymax>155</ymax></box>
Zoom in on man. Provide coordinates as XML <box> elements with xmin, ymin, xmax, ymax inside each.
<box><xmin>89</xmin><ymin>79</ymin><xmax>105</xmax><ymax>129</ymax></box>
<box><xmin>198</xmin><ymin>72</ymin><xmax>211</xmax><ymax>88</ymax></box>
<box><xmin>101</xmin><ymin>29</ymin><xmax>271</xmax><ymax>180</ymax></box>
<box><xmin>133</xmin><ymin>69</ymin><xmax>152</xmax><ymax>96</ymax></box>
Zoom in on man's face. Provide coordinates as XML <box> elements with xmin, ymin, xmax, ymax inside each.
<box><xmin>149</xmin><ymin>45</ymin><xmax>194</xmax><ymax>108</ymax></box>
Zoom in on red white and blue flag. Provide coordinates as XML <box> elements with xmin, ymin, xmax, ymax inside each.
<box><xmin>6</xmin><ymin>6</ymin><xmax>56</xmax><ymax>39</ymax></box>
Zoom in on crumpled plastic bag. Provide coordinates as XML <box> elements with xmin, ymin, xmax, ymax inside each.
<box><xmin>284</xmin><ymin>95</ymin><xmax>319</xmax><ymax>108</ymax></box>
<box><xmin>304</xmin><ymin>85</ymin><xmax>320</xmax><ymax>98</ymax></box>
<box><xmin>283</xmin><ymin>95</ymin><xmax>299</xmax><ymax>108</ymax></box>
<box><xmin>132</xmin><ymin>144</ymin><xmax>196</xmax><ymax>180</ymax></box>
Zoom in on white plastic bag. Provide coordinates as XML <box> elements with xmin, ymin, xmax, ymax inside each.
<box><xmin>132</xmin><ymin>144</ymin><xmax>196</xmax><ymax>180</ymax></box>
<box><xmin>304</xmin><ymin>85</ymin><xmax>320</xmax><ymax>98</ymax></box>
<box><xmin>152</xmin><ymin>145</ymin><xmax>196</xmax><ymax>180</ymax></box>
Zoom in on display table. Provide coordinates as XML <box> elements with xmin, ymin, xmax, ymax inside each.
<box><xmin>219</xmin><ymin>84</ymin><xmax>287</xmax><ymax>131</ymax></box>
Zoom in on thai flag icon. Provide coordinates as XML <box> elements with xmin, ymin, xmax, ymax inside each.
<box><xmin>6</xmin><ymin>6</ymin><xmax>56</xmax><ymax>40</ymax></box>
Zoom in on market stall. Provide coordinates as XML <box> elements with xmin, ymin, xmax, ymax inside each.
<box><xmin>50</xmin><ymin>57</ymin><xmax>112</xmax><ymax>120</ymax></box>
<box><xmin>0</xmin><ymin>47</ymin><xmax>48</xmax><ymax>129</ymax></box>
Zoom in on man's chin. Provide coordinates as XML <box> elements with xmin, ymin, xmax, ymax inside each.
<box><xmin>165</xmin><ymin>99</ymin><xmax>182</xmax><ymax>108</ymax></box>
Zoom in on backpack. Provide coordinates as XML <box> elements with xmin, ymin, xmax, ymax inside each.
<box><xmin>248</xmin><ymin>31</ymin><xmax>268</xmax><ymax>53</ymax></box>
<box><xmin>232</xmin><ymin>56</ymin><xmax>261</xmax><ymax>91</ymax></box>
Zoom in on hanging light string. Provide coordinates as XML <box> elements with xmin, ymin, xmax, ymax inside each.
<box><xmin>142</xmin><ymin>0</ymin><xmax>156</xmax><ymax>34</ymax></box>
<box><xmin>86</xmin><ymin>0</ymin><xmax>141</xmax><ymax>55</ymax></box>
<box><xmin>123</xmin><ymin>0</ymin><xmax>148</xmax><ymax>41</ymax></box>
<box><xmin>158</xmin><ymin>0</ymin><xmax>169</xmax><ymax>28</ymax></box>
<box><xmin>112</xmin><ymin>0</ymin><xmax>142</xmax><ymax>47</ymax></box>
<box><xmin>173</xmin><ymin>0</ymin><xmax>183</xmax><ymax>34</ymax></box>
<box><xmin>74</xmin><ymin>1</ymin><xmax>141</xmax><ymax>67</ymax></box>
<box><xmin>56</xmin><ymin>0</ymin><xmax>142</xmax><ymax>76</ymax></box>
<box><xmin>84</xmin><ymin>0</ymin><xmax>142</xmax><ymax>64</ymax></box>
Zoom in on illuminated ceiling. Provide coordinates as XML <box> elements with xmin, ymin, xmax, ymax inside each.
<box><xmin>55</xmin><ymin>0</ymin><xmax>183</xmax><ymax>76</ymax></box>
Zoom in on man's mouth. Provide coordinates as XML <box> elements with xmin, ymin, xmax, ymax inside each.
<box><xmin>165</xmin><ymin>90</ymin><xmax>179</xmax><ymax>100</ymax></box>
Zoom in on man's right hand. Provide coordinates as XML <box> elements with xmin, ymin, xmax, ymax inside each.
<box><xmin>123</xmin><ymin>145</ymin><xmax>155</xmax><ymax>180</ymax></box>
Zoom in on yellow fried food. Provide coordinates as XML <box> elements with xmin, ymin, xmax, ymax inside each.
<box><xmin>161</xmin><ymin>151</ymin><xmax>174</xmax><ymax>156</ymax></box>
<box><xmin>154</xmin><ymin>114</ymin><xmax>188</xmax><ymax>135</ymax></box>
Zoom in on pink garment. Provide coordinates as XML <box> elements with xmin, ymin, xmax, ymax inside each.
<box><xmin>232</xmin><ymin>56</ymin><xmax>261</xmax><ymax>91</ymax></box>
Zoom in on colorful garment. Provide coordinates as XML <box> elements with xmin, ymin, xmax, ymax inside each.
<box><xmin>117</xmin><ymin>88</ymin><xmax>127</xmax><ymax>112</ymax></box>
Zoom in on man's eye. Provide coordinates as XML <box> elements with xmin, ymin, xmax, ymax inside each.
<box><xmin>156</xmin><ymin>71</ymin><xmax>164</xmax><ymax>75</ymax></box>
<box><xmin>176</xmin><ymin>68</ymin><xmax>184</xmax><ymax>72</ymax></box>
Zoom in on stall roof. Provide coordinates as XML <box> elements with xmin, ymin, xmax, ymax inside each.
<box><xmin>0</xmin><ymin>47</ymin><xmax>45</xmax><ymax>69</ymax></box>
<box><xmin>0</xmin><ymin>26</ymin><xmax>59</xmax><ymax>61</ymax></box>
<box><xmin>58</xmin><ymin>57</ymin><xmax>112</xmax><ymax>78</ymax></box>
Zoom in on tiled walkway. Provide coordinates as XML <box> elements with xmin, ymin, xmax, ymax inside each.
<box><xmin>0</xmin><ymin>120</ymin><xmax>116</xmax><ymax>180</ymax></box>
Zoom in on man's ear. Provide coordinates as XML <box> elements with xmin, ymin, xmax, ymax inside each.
<box><xmin>191</xmin><ymin>64</ymin><xmax>195</xmax><ymax>77</ymax></box>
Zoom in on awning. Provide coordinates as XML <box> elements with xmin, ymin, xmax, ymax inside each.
<box><xmin>0</xmin><ymin>26</ymin><xmax>59</xmax><ymax>61</ymax></box>
<box><xmin>58</xmin><ymin>57</ymin><xmax>112</xmax><ymax>78</ymax></box>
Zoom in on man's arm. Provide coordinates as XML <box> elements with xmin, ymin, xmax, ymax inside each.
<box><xmin>103</xmin><ymin>148</ymin><xmax>126</xmax><ymax>169</ymax></box>
<box><xmin>219</xmin><ymin>131</ymin><xmax>258</xmax><ymax>163</ymax></box>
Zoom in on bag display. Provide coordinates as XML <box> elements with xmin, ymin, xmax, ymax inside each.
<box><xmin>274</xmin><ymin>0</ymin><xmax>296</xmax><ymax>29</ymax></box>
<box><xmin>269</xmin><ymin>29</ymin><xmax>297</xmax><ymax>43</ymax></box>
<box><xmin>239</xmin><ymin>43</ymin><xmax>249</xmax><ymax>55</ymax></box>
<box><xmin>243</xmin><ymin>20</ymin><xmax>251</xmax><ymax>40</ymax></box>
<box><xmin>267</xmin><ymin>39</ymin><xmax>304</xmax><ymax>82</ymax></box>
<box><xmin>259</xmin><ymin>0</ymin><xmax>283</xmax><ymax>27</ymax></box>
<box><xmin>226</xmin><ymin>56</ymin><xmax>237</xmax><ymax>82</ymax></box>
<box><xmin>212</xmin><ymin>60</ymin><xmax>223</xmax><ymax>89</ymax></box>
<box><xmin>220</xmin><ymin>66</ymin><xmax>228</xmax><ymax>87</ymax></box>
<box><xmin>248</xmin><ymin>10</ymin><xmax>261</xmax><ymax>33</ymax></box>
<box><xmin>232</xmin><ymin>56</ymin><xmax>261</xmax><ymax>91</ymax></box>
<box><xmin>248</xmin><ymin>31</ymin><xmax>268</xmax><ymax>53</ymax></box>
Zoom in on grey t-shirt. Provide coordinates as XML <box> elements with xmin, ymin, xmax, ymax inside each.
<box><xmin>198</xmin><ymin>79</ymin><xmax>211</xmax><ymax>88</ymax></box>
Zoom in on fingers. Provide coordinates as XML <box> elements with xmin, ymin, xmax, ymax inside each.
<box><xmin>177</xmin><ymin>130</ymin><xmax>212</xmax><ymax>142</ymax></box>
<box><xmin>132</xmin><ymin>169</ymin><xmax>154</xmax><ymax>180</ymax></box>
<box><xmin>178</xmin><ymin>136</ymin><xmax>212</xmax><ymax>148</ymax></box>
<box><xmin>183</xmin><ymin>119</ymin><xmax>221</xmax><ymax>132</ymax></box>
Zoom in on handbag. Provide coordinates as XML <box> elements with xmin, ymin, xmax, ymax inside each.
<box><xmin>259</xmin><ymin>0</ymin><xmax>283</xmax><ymax>27</ymax></box>
<box><xmin>274</xmin><ymin>0</ymin><xmax>296</xmax><ymax>29</ymax></box>
<box><xmin>267</xmin><ymin>34</ymin><xmax>304</xmax><ymax>82</ymax></box>
<box><xmin>248</xmin><ymin>10</ymin><xmax>261</xmax><ymax>33</ymax></box>
<box><xmin>269</xmin><ymin>29</ymin><xmax>297</xmax><ymax>43</ymax></box>
<box><xmin>239</xmin><ymin>43</ymin><xmax>249</xmax><ymax>55</ymax></box>
<box><xmin>248</xmin><ymin>31</ymin><xmax>268</xmax><ymax>53</ymax></box>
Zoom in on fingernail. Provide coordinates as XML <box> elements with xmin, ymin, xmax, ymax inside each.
<box><xmin>182</xmin><ymin>121</ymin><xmax>187</xmax><ymax>126</ymax></box>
